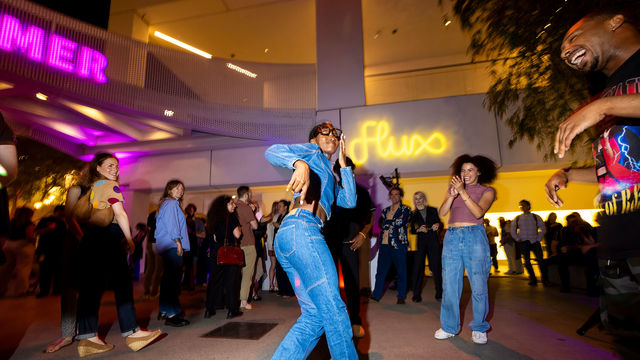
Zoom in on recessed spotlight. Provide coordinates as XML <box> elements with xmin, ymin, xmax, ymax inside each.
<box><xmin>264</xmin><ymin>48</ymin><xmax>270</xmax><ymax>54</ymax></box>
<box><xmin>164</xmin><ymin>109</ymin><xmax>174</xmax><ymax>117</ymax></box>
<box><xmin>36</xmin><ymin>92</ymin><xmax>48</xmax><ymax>101</ymax></box>
<box><xmin>374</xmin><ymin>31</ymin><xmax>381</xmax><ymax>39</ymax></box>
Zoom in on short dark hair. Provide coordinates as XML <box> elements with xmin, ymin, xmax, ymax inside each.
<box><xmin>451</xmin><ymin>154</ymin><xmax>498</xmax><ymax>185</ymax></box>
<box><xmin>585</xmin><ymin>2</ymin><xmax>640</xmax><ymax>28</ymax></box>
<box><xmin>389</xmin><ymin>186</ymin><xmax>404</xmax><ymax>197</ymax></box>
<box><xmin>519</xmin><ymin>199</ymin><xmax>531</xmax><ymax>207</ymax></box>
<box><xmin>185</xmin><ymin>203</ymin><xmax>197</xmax><ymax>213</ymax></box>
<box><xmin>308</xmin><ymin>121</ymin><xmax>336</xmax><ymax>141</ymax></box>
<box><xmin>237</xmin><ymin>186</ymin><xmax>250</xmax><ymax>198</ymax></box>
<box><xmin>54</xmin><ymin>205</ymin><xmax>65</xmax><ymax>213</ymax></box>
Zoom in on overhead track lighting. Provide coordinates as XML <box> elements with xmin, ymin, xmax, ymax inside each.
<box><xmin>226</xmin><ymin>63</ymin><xmax>257</xmax><ymax>78</ymax></box>
<box><xmin>153</xmin><ymin>31</ymin><xmax>212</xmax><ymax>59</ymax></box>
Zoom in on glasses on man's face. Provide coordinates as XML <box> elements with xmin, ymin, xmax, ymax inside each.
<box><xmin>317</xmin><ymin>127</ymin><xmax>342</xmax><ymax>139</ymax></box>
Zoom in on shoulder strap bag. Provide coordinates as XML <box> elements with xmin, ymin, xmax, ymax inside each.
<box><xmin>71</xmin><ymin>186</ymin><xmax>114</xmax><ymax>227</ymax></box>
<box><xmin>217</xmin><ymin>215</ymin><xmax>245</xmax><ymax>267</ymax></box>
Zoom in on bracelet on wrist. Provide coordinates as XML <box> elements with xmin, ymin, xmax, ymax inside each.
<box><xmin>358</xmin><ymin>231</ymin><xmax>367</xmax><ymax>240</ymax></box>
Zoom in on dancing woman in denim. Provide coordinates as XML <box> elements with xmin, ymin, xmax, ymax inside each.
<box><xmin>434</xmin><ymin>154</ymin><xmax>497</xmax><ymax>345</ymax></box>
<box><xmin>264</xmin><ymin>122</ymin><xmax>358</xmax><ymax>360</ymax></box>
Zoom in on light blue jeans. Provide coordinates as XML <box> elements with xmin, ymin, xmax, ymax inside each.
<box><xmin>272</xmin><ymin>209</ymin><xmax>357</xmax><ymax>360</ymax></box>
<box><xmin>440</xmin><ymin>224</ymin><xmax>491</xmax><ymax>334</ymax></box>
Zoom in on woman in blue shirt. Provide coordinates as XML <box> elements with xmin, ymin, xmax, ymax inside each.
<box><xmin>154</xmin><ymin>179</ymin><xmax>190</xmax><ymax>327</ymax></box>
<box><xmin>264</xmin><ymin>122</ymin><xmax>358</xmax><ymax>360</ymax></box>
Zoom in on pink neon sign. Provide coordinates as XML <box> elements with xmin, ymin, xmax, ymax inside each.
<box><xmin>0</xmin><ymin>14</ymin><xmax>108</xmax><ymax>83</ymax></box>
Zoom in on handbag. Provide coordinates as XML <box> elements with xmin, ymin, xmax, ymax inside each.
<box><xmin>217</xmin><ymin>215</ymin><xmax>245</xmax><ymax>267</ymax></box>
<box><xmin>71</xmin><ymin>186</ymin><xmax>114</xmax><ymax>227</ymax></box>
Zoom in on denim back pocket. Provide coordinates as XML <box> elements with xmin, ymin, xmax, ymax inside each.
<box><xmin>276</xmin><ymin>223</ymin><xmax>297</xmax><ymax>257</ymax></box>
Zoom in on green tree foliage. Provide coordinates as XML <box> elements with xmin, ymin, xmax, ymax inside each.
<box><xmin>7</xmin><ymin>137</ymin><xmax>84</xmax><ymax>208</ymax></box>
<box><xmin>441</xmin><ymin>0</ymin><xmax>635</xmax><ymax>159</ymax></box>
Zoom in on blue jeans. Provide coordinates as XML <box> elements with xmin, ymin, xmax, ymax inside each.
<box><xmin>160</xmin><ymin>248</ymin><xmax>183</xmax><ymax>317</ymax></box>
<box><xmin>372</xmin><ymin>244</ymin><xmax>408</xmax><ymax>300</ymax></box>
<box><xmin>272</xmin><ymin>209</ymin><xmax>357</xmax><ymax>360</ymax></box>
<box><xmin>440</xmin><ymin>224</ymin><xmax>491</xmax><ymax>334</ymax></box>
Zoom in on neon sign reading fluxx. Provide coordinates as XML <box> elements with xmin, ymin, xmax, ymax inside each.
<box><xmin>349</xmin><ymin>120</ymin><xmax>446</xmax><ymax>164</ymax></box>
<box><xmin>0</xmin><ymin>14</ymin><xmax>108</xmax><ymax>83</ymax></box>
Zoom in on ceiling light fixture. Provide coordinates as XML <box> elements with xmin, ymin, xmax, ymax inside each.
<box><xmin>36</xmin><ymin>92</ymin><xmax>48</xmax><ymax>101</ymax></box>
<box><xmin>226</xmin><ymin>63</ymin><xmax>257</xmax><ymax>78</ymax></box>
<box><xmin>164</xmin><ymin>109</ymin><xmax>174</xmax><ymax>117</ymax></box>
<box><xmin>153</xmin><ymin>31</ymin><xmax>212</xmax><ymax>59</ymax></box>
<box><xmin>443</xmin><ymin>15</ymin><xmax>452</xmax><ymax>27</ymax></box>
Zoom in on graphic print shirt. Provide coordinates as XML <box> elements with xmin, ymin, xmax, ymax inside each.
<box><xmin>594</xmin><ymin>49</ymin><xmax>640</xmax><ymax>216</ymax></box>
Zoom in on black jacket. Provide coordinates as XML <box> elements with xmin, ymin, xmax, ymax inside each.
<box><xmin>409</xmin><ymin>206</ymin><xmax>441</xmax><ymax>242</ymax></box>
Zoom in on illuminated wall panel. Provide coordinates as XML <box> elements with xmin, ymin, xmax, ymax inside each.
<box><xmin>341</xmin><ymin>94</ymin><xmax>501</xmax><ymax>175</ymax></box>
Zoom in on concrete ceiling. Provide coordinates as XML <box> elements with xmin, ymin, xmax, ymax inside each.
<box><xmin>109</xmin><ymin>0</ymin><xmax>471</xmax><ymax>69</ymax></box>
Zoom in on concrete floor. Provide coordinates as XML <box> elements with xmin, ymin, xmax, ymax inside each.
<box><xmin>1</xmin><ymin>274</ymin><xmax>637</xmax><ymax>360</ymax></box>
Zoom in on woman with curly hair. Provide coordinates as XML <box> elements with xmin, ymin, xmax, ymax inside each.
<box><xmin>204</xmin><ymin>195</ymin><xmax>243</xmax><ymax>319</ymax></box>
<box><xmin>434</xmin><ymin>154</ymin><xmax>497</xmax><ymax>345</ymax></box>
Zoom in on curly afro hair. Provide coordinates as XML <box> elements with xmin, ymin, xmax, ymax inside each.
<box><xmin>450</xmin><ymin>154</ymin><xmax>498</xmax><ymax>185</ymax></box>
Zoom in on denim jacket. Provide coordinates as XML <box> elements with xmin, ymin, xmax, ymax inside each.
<box><xmin>264</xmin><ymin>142</ymin><xmax>357</xmax><ymax>220</ymax></box>
<box><xmin>379</xmin><ymin>204</ymin><xmax>412</xmax><ymax>249</ymax></box>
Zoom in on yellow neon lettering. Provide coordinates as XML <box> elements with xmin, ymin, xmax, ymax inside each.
<box><xmin>349</xmin><ymin>120</ymin><xmax>446</xmax><ymax>164</ymax></box>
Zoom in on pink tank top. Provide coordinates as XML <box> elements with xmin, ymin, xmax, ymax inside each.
<box><xmin>448</xmin><ymin>183</ymin><xmax>494</xmax><ymax>225</ymax></box>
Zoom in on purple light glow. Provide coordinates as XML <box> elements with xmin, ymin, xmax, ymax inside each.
<box><xmin>76</xmin><ymin>46</ymin><xmax>108</xmax><ymax>83</ymax></box>
<box><xmin>0</xmin><ymin>14</ymin><xmax>45</xmax><ymax>61</ymax></box>
<box><xmin>0</xmin><ymin>13</ymin><xmax>108</xmax><ymax>83</ymax></box>
<box><xmin>47</xmin><ymin>35</ymin><xmax>77</xmax><ymax>72</ymax></box>
<box><xmin>78</xmin><ymin>152</ymin><xmax>146</xmax><ymax>164</ymax></box>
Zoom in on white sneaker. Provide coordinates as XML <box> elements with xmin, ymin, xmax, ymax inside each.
<box><xmin>434</xmin><ymin>328</ymin><xmax>456</xmax><ymax>340</ymax></box>
<box><xmin>240</xmin><ymin>300</ymin><xmax>253</xmax><ymax>310</ymax></box>
<box><xmin>472</xmin><ymin>331</ymin><xmax>487</xmax><ymax>344</ymax></box>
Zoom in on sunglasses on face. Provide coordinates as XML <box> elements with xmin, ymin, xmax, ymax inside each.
<box><xmin>317</xmin><ymin>127</ymin><xmax>342</xmax><ymax>138</ymax></box>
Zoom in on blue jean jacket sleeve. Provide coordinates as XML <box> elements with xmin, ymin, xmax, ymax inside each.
<box><xmin>335</xmin><ymin>166</ymin><xmax>357</xmax><ymax>209</ymax></box>
<box><xmin>264</xmin><ymin>143</ymin><xmax>319</xmax><ymax>169</ymax></box>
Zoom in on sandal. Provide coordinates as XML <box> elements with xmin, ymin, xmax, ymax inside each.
<box><xmin>44</xmin><ymin>336</ymin><xmax>73</xmax><ymax>353</ymax></box>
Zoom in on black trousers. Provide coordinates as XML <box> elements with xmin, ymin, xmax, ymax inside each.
<box><xmin>38</xmin><ymin>255</ymin><xmax>61</xmax><ymax>296</ymax></box>
<box><xmin>205</xmin><ymin>242</ymin><xmax>241</xmax><ymax>312</ymax></box>
<box><xmin>328</xmin><ymin>222</ymin><xmax>361</xmax><ymax>326</ymax></box>
<box><xmin>518</xmin><ymin>241</ymin><xmax>547</xmax><ymax>282</ymax></box>
<box><xmin>76</xmin><ymin>224</ymin><xmax>137</xmax><ymax>337</ymax></box>
<box><xmin>182</xmin><ymin>250</ymin><xmax>195</xmax><ymax>289</ymax></box>
<box><xmin>411</xmin><ymin>235</ymin><xmax>443</xmax><ymax>299</ymax></box>
<box><xmin>489</xmin><ymin>243</ymin><xmax>499</xmax><ymax>270</ymax></box>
